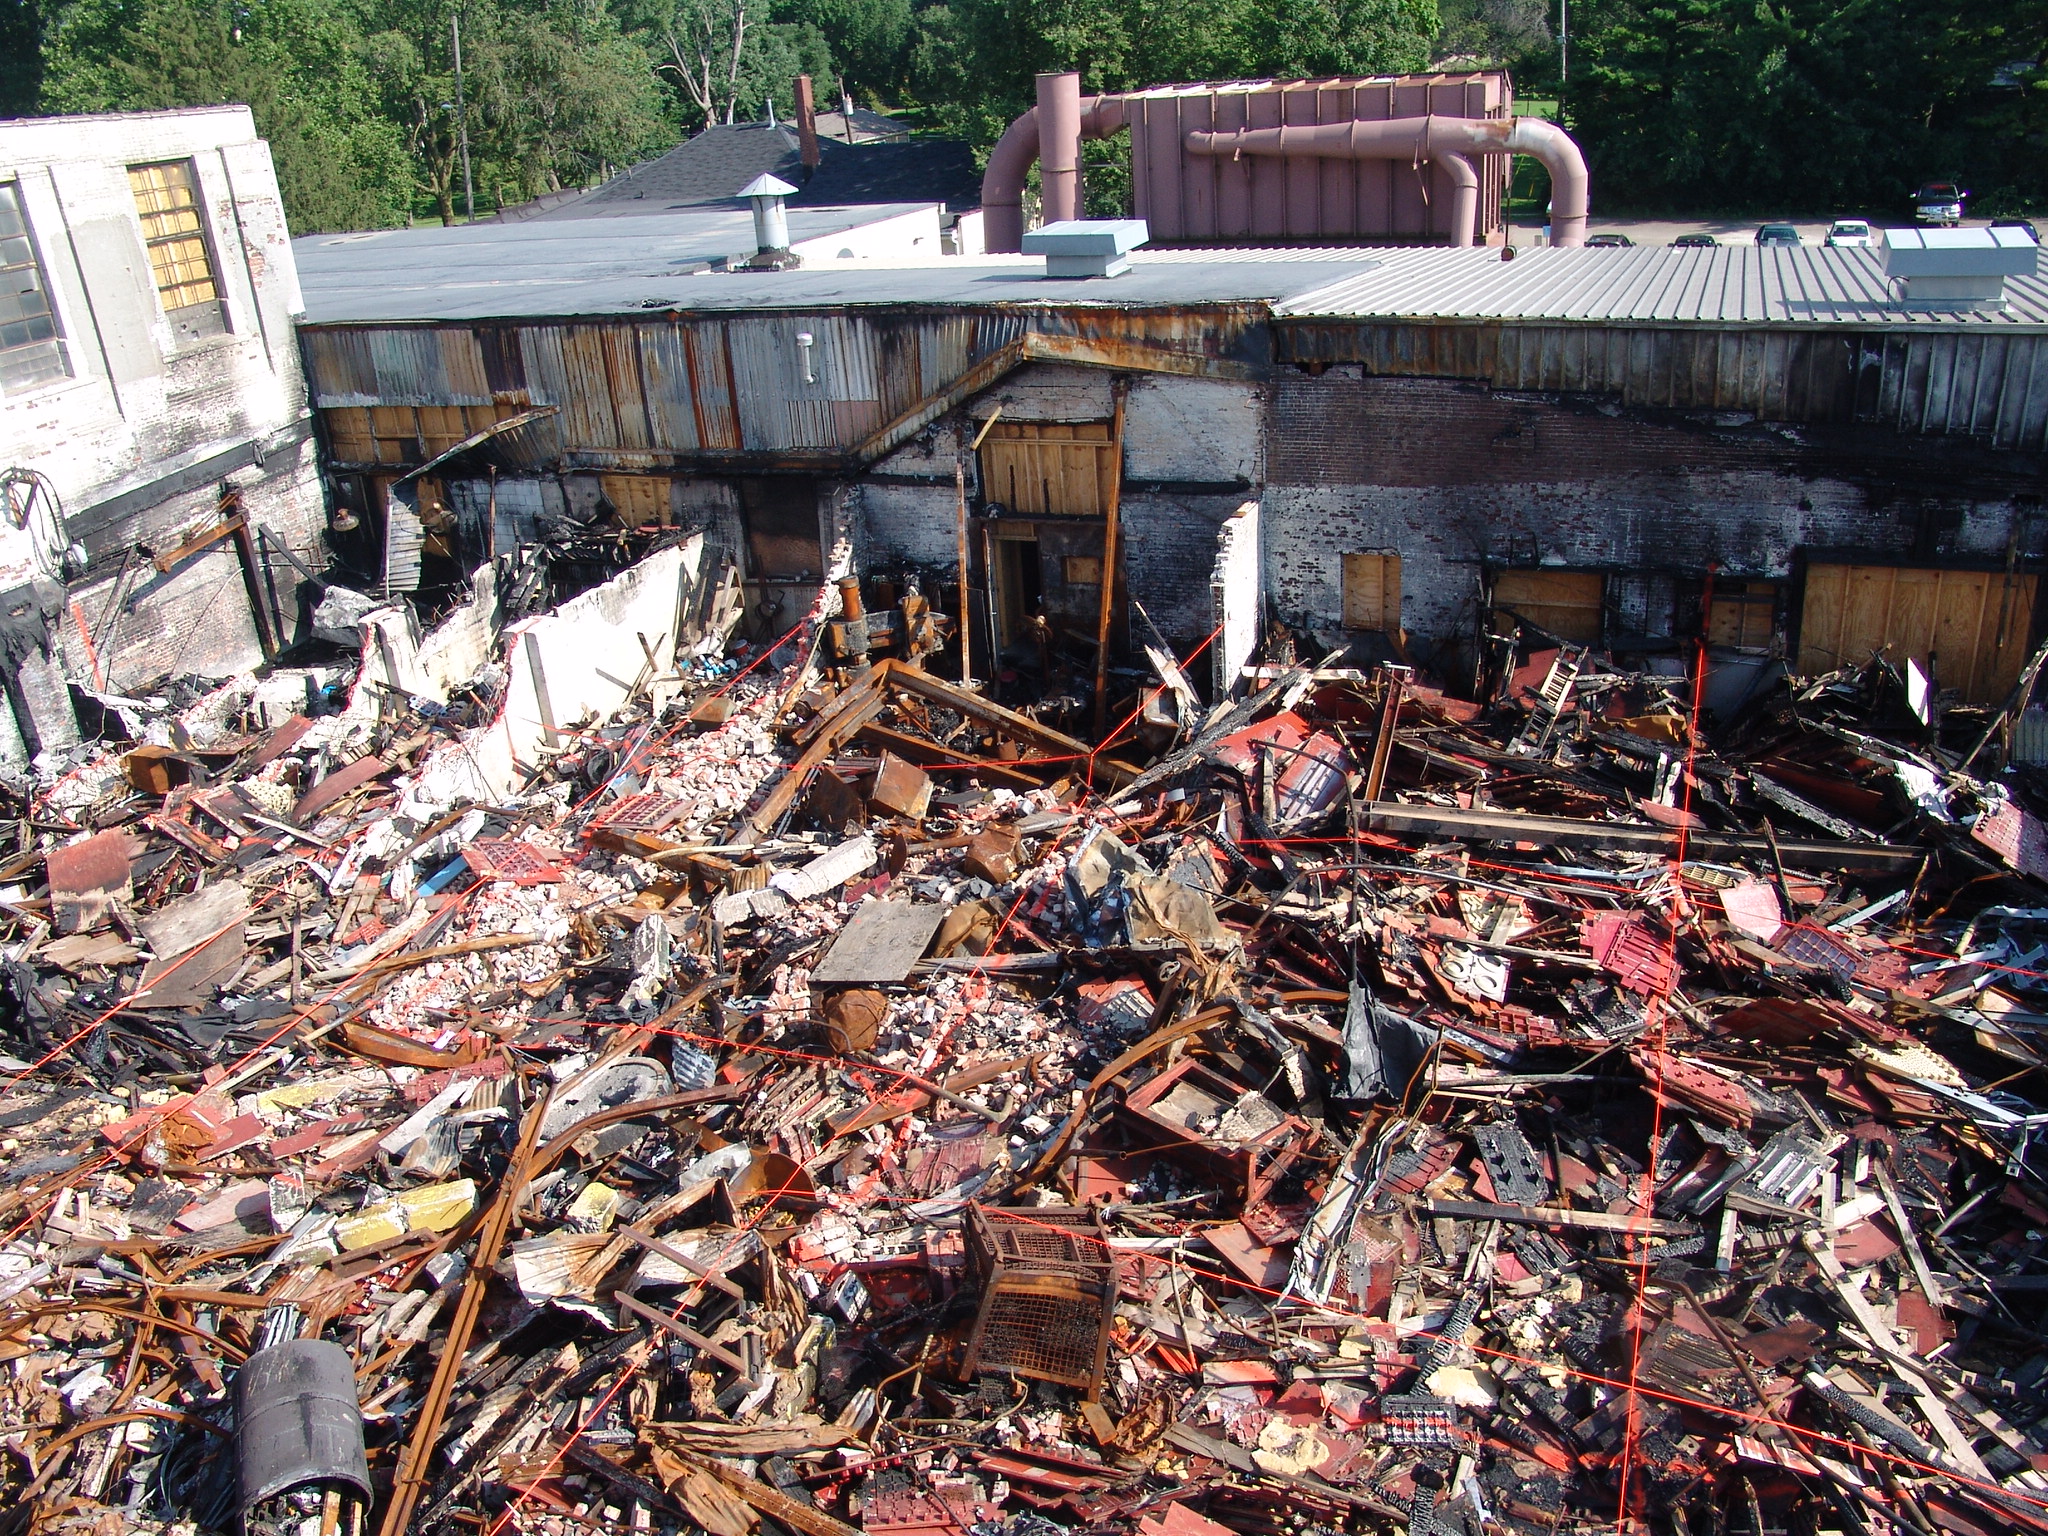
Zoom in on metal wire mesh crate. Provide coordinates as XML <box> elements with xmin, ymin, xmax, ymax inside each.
<box><xmin>962</xmin><ymin>1204</ymin><xmax>1116</xmax><ymax>1394</ymax></box>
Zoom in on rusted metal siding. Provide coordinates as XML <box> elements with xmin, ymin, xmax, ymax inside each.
<box><xmin>1871</xmin><ymin>332</ymin><xmax>2048</xmax><ymax>447</ymax></box>
<box><xmin>301</xmin><ymin>305</ymin><xmax>1263</xmax><ymax>472</ymax></box>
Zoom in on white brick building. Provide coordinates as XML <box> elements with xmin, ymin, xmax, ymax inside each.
<box><xmin>0</xmin><ymin>106</ymin><xmax>324</xmax><ymax>763</ymax></box>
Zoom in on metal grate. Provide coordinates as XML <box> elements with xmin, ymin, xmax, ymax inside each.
<box><xmin>963</xmin><ymin>1205</ymin><xmax>1116</xmax><ymax>1393</ymax></box>
<box><xmin>462</xmin><ymin>838</ymin><xmax>564</xmax><ymax>885</ymax></box>
<box><xmin>593</xmin><ymin>791</ymin><xmax>690</xmax><ymax>833</ymax></box>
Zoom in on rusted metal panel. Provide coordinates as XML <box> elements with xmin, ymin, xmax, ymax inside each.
<box><xmin>558</xmin><ymin>325</ymin><xmax>624</xmax><ymax>448</ymax></box>
<box><xmin>687</xmin><ymin>322</ymin><xmax>741</xmax><ymax>450</ymax></box>
<box><xmin>634</xmin><ymin>326</ymin><xmax>700</xmax><ymax>452</ymax></box>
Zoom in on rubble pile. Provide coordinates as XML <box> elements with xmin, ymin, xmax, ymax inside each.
<box><xmin>9</xmin><ymin>585</ymin><xmax>2048</xmax><ymax>1536</ymax></box>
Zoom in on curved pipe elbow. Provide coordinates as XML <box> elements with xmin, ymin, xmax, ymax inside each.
<box><xmin>980</xmin><ymin>90</ymin><xmax>1132</xmax><ymax>253</ymax></box>
<box><xmin>1495</xmin><ymin>117</ymin><xmax>1589</xmax><ymax>247</ymax></box>
<box><xmin>981</xmin><ymin>106</ymin><xmax>1041</xmax><ymax>255</ymax></box>
<box><xmin>1183</xmin><ymin>113</ymin><xmax>1590</xmax><ymax>248</ymax></box>
<box><xmin>1440</xmin><ymin>153</ymin><xmax>1479</xmax><ymax>247</ymax></box>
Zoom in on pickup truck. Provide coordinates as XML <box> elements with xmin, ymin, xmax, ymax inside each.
<box><xmin>1912</xmin><ymin>183</ymin><xmax>1968</xmax><ymax>225</ymax></box>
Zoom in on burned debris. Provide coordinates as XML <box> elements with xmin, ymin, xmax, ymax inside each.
<box><xmin>9</xmin><ymin>561</ymin><xmax>2048</xmax><ymax>1536</ymax></box>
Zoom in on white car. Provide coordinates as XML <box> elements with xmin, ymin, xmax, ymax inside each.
<box><xmin>1825</xmin><ymin>219</ymin><xmax>1873</xmax><ymax>247</ymax></box>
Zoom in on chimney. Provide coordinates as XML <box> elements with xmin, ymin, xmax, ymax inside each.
<box><xmin>795</xmin><ymin>75</ymin><xmax>821</xmax><ymax>174</ymax></box>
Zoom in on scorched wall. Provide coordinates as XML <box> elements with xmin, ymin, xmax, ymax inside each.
<box><xmin>1262</xmin><ymin>369</ymin><xmax>2047</xmax><ymax>664</ymax></box>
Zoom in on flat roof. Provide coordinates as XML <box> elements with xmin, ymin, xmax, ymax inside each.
<box><xmin>1275</xmin><ymin>242</ymin><xmax>2048</xmax><ymax>329</ymax></box>
<box><xmin>295</xmin><ymin>229</ymin><xmax>1391</xmax><ymax>324</ymax></box>
<box><xmin>296</xmin><ymin>204</ymin><xmax>946</xmax><ymax>322</ymax></box>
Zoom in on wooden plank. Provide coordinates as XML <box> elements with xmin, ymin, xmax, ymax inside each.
<box><xmin>1492</xmin><ymin>568</ymin><xmax>1603</xmax><ymax>643</ymax></box>
<box><xmin>1424</xmin><ymin>1197</ymin><xmax>1697</xmax><ymax>1237</ymax></box>
<box><xmin>810</xmin><ymin>898</ymin><xmax>950</xmax><ymax>984</ymax></box>
<box><xmin>1802</xmin><ymin>562</ymin><xmax>2039</xmax><ymax>704</ymax></box>
<box><xmin>877</xmin><ymin>659</ymin><xmax>1140</xmax><ymax>786</ymax></box>
<box><xmin>1363</xmin><ymin>800</ymin><xmax>1923</xmax><ymax>872</ymax></box>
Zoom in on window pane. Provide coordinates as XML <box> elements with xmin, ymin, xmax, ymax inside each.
<box><xmin>128</xmin><ymin>159</ymin><xmax>221</xmax><ymax>315</ymax></box>
<box><xmin>0</xmin><ymin>182</ymin><xmax>68</xmax><ymax>394</ymax></box>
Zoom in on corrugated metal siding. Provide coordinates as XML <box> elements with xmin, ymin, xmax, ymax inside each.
<box><xmin>1274</xmin><ymin>319</ymin><xmax>2048</xmax><ymax>445</ymax></box>
<box><xmin>303</xmin><ymin>306</ymin><xmax>1258</xmax><ymax>469</ymax></box>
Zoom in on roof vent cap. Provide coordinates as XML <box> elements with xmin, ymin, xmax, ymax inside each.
<box><xmin>1881</xmin><ymin>226</ymin><xmax>2037</xmax><ymax>310</ymax></box>
<box><xmin>1022</xmin><ymin>218</ymin><xmax>1149</xmax><ymax>279</ymax></box>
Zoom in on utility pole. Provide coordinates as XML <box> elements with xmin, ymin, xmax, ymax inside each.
<box><xmin>452</xmin><ymin>12</ymin><xmax>475</xmax><ymax>222</ymax></box>
<box><xmin>1559</xmin><ymin>0</ymin><xmax>1568</xmax><ymax>84</ymax></box>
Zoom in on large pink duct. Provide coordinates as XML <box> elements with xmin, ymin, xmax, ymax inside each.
<box><xmin>982</xmin><ymin>73</ymin><xmax>1128</xmax><ymax>254</ymax></box>
<box><xmin>1183</xmin><ymin>116</ymin><xmax>1590</xmax><ymax>247</ymax></box>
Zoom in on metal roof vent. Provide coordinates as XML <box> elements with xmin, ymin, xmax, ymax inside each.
<box><xmin>1021</xmin><ymin>218</ymin><xmax>1148</xmax><ymax>278</ymax></box>
<box><xmin>1882</xmin><ymin>226</ymin><xmax>2037</xmax><ymax>310</ymax></box>
<box><xmin>738</xmin><ymin>173</ymin><xmax>800</xmax><ymax>269</ymax></box>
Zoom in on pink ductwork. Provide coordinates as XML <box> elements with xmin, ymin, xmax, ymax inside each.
<box><xmin>1182</xmin><ymin>115</ymin><xmax>1590</xmax><ymax>247</ymax></box>
<box><xmin>982</xmin><ymin>74</ymin><xmax>1130</xmax><ymax>254</ymax></box>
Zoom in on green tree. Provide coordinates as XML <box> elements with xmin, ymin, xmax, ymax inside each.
<box><xmin>357</xmin><ymin>0</ymin><xmax>673</xmax><ymax>222</ymax></box>
<box><xmin>41</xmin><ymin>0</ymin><xmax>414</xmax><ymax>230</ymax></box>
<box><xmin>776</xmin><ymin>0</ymin><xmax>909</xmax><ymax>102</ymax></box>
<box><xmin>906</xmin><ymin>0</ymin><xmax>1439</xmax><ymax>149</ymax></box>
<box><xmin>634</xmin><ymin>0</ymin><xmax>834</xmax><ymax>131</ymax></box>
<box><xmin>1565</xmin><ymin>0</ymin><xmax>2048</xmax><ymax>214</ymax></box>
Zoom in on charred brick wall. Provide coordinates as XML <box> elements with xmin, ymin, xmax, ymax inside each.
<box><xmin>1263</xmin><ymin>368</ymin><xmax>2046</xmax><ymax>656</ymax></box>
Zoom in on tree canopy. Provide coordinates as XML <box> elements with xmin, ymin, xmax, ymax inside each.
<box><xmin>20</xmin><ymin>0</ymin><xmax>2046</xmax><ymax>237</ymax></box>
<box><xmin>1563</xmin><ymin>0</ymin><xmax>2048</xmax><ymax>214</ymax></box>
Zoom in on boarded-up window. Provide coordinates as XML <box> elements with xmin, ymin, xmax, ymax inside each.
<box><xmin>1798</xmin><ymin>563</ymin><xmax>2038</xmax><ymax>705</ymax></box>
<box><xmin>1491</xmin><ymin>569</ymin><xmax>1605</xmax><ymax>645</ymax></box>
<box><xmin>1342</xmin><ymin>552</ymin><xmax>1402</xmax><ymax>632</ymax></box>
<box><xmin>601</xmin><ymin>475</ymin><xmax>670</xmax><ymax>528</ymax></box>
<box><xmin>1707</xmin><ymin>580</ymin><xmax>1781</xmax><ymax>650</ymax></box>
<box><xmin>979</xmin><ymin>421</ymin><xmax>1117</xmax><ymax>517</ymax></box>
<box><xmin>1063</xmin><ymin>554</ymin><xmax>1102</xmax><ymax>585</ymax></box>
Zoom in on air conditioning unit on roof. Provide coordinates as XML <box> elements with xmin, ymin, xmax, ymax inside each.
<box><xmin>1881</xmin><ymin>226</ymin><xmax>2038</xmax><ymax>310</ymax></box>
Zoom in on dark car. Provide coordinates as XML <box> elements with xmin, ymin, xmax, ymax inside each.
<box><xmin>1585</xmin><ymin>232</ymin><xmax>1635</xmax><ymax>247</ymax></box>
<box><xmin>1671</xmin><ymin>233</ymin><xmax>1718</xmax><ymax>247</ymax></box>
<box><xmin>1912</xmin><ymin>182</ymin><xmax>1968</xmax><ymax>225</ymax></box>
<box><xmin>1993</xmin><ymin>218</ymin><xmax>2042</xmax><ymax>243</ymax></box>
<box><xmin>1755</xmin><ymin>223</ymin><xmax>1801</xmax><ymax>246</ymax></box>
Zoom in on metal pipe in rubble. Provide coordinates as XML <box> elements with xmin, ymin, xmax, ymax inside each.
<box><xmin>1182</xmin><ymin>115</ymin><xmax>1592</xmax><ymax>247</ymax></box>
<box><xmin>980</xmin><ymin>76</ymin><xmax>1130</xmax><ymax>253</ymax></box>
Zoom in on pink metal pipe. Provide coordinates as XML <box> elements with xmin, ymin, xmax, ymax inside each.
<box><xmin>1441</xmin><ymin>152</ymin><xmax>1479</xmax><ymax>247</ymax></box>
<box><xmin>1184</xmin><ymin>115</ymin><xmax>1591</xmax><ymax>247</ymax></box>
<box><xmin>981</xmin><ymin>90</ymin><xmax>1131</xmax><ymax>253</ymax></box>
<box><xmin>1037</xmin><ymin>71</ymin><xmax>1083</xmax><ymax>226</ymax></box>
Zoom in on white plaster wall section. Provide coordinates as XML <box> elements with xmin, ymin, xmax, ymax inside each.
<box><xmin>1210</xmin><ymin>500</ymin><xmax>1261</xmax><ymax>698</ymax></box>
<box><xmin>966</xmin><ymin>363</ymin><xmax>1114</xmax><ymax>423</ymax></box>
<box><xmin>1124</xmin><ymin>378</ymin><xmax>1263</xmax><ymax>485</ymax></box>
<box><xmin>790</xmin><ymin>205</ymin><xmax>944</xmax><ymax>262</ymax></box>
<box><xmin>354</xmin><ymin>565</ymin><xmax>502</xmax><ymax>708</ymax></box>
<box><xmin>492</xmin><ymin>537</ymin><xmax>700</xmax><ymax>794</ymax></box>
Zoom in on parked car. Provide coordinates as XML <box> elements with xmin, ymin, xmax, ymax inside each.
<box><xmin>1993</xmin><ymin>218</ymin><xmax>2042</xmax><ymax>243</ymax></box>
<box><xmin>1671</xmin><ymin>232</ymin><xmax>1718</xmax><ymax>247</ymax></box>
<box><xmin>1912</xmin><ymin>182</ymin><xmax>1968</xmax><ymax>225</ymax></box>
<box><xmin>1824</xmin><ymin>219</ymin><xmax>1873</xmax><ymax>247</ymax></box>
<box><xmin>1585</xmin><ymin>232</ymin><xmax>1635</xmax><ymax>247</ymax></box>
<box><xmin>1755</xmin><ymin>223</ymin><xmax>1802</xmax><ymax>246</ymax></box>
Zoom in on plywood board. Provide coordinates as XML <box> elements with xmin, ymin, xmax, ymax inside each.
<box><xmin>1798</xmin><ymin>563</ymin><xmax>2037</xmax><ymax>705</ymax></box>
<box><xmin>810</xmin><ymin>899</ymin><xmax>950</xmax><ymax>984</ymax></box>
<box><xmin>979</xmin><ymin>420</ymin><xmax>1117</xmax><ymax>517</ymax></box>
<box><xmin>1492</xmin><ymin>569</ymin><xmax>1604</xmax><ymax>645</ymax></box>
<box><xmin>1341</xmin><ymin>551</ymin><xmax>1402</xmax><ymax>632</ymax></box>
<box><xmin>1707</xmin><ymin>580</ymin><xmax>1780</xmax><ymax>650</ymax></box>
